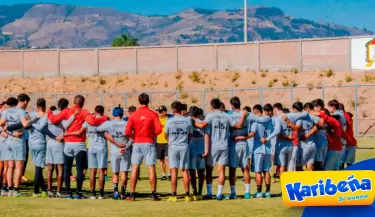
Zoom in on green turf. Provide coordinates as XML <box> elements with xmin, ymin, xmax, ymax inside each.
<box><xmin>0</xmin><ymin>138</ymin><xmax>374</xmax><ymax>217</ymax></box>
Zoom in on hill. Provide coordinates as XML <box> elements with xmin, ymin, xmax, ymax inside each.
<box><xmin>0</xmin><ymin>4</ymin><xmax>373</xmax><ymax>48</ymax></box>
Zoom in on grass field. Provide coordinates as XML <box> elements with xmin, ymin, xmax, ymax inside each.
<box><xmin>0</xmin><ymin>138</ymin><xmax>374</xmax><ymax>217</ymax></box>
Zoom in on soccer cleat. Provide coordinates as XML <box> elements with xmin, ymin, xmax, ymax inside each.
<box><xmin>161</xmin><ymin>176</ymin><xmax>167</xmax><ymax>181</ymax></box>
<box><xmin>167</xmin><ymin>175</ymin><xmax>171</xmax><ymax>181</ymax></box>
<box><xmin>224</xmin><ymin>193</ymin><xmax>237</xmax><ymax>200</ymax></box>
<box><xmin>98</xmin><ymin>195</ymin><xmax>104</xmax><ymax>200</ymax></box>
<box><xmin>113</xmin><ymin>192</ymin><xmax>120</xmax><ymax>200</ymax></box>
<box><xmin>8</xmin><ymin>190</ymin><xmax>14</xmax><ymax>197</ymax></box>
<box><xmin>167</xmin><ymin>196</ymin><xmax>177</xmax><ymax>202</ymax></box>
<box><xmin>216</xmin><ymin>194</ymin><xmax>224</xmax><ymax>201</ymax></box>
<box><xmin>184</xmin><ymin>196</ymin><xmax>192</xmax><ymax>202</ymax></box>
<box><xmin>41</xmin><ymin>191</ymin><xmax>48</xmax><ymax>198</ymax></box>
<box><xmin>120</xmin><ymin>195</ymin><xmax>126</xmax><ymax>200</ymax></box>
<box><xmin>264</xmin><ymin>192</ymin><xmax>271</xmax><ymax>198</ymax></box>
<box><xmin>56</xmin><ymin>192</ymin><xmax>64</xmax><ymax>198</ymax></box>
<box><xmin>253</xmin><ymin>192</ymin><xmax>264</xmax><ymax>199</ymax></box>
<box><xmin>73</xmin><ymin>194</ymin><xmax>87</xmax><ymax>200</ymax></box>
<box><xmin>244</xmin><ymin>192</ymin><xmax>251</xmax><ymax>200</ymax></box>
<box><xmin>152</xmin><ymin>194</ymin><xmax>161</xmax><ymax>201</ymax></box>
<box><xmin>125</xmin><ymin>194</ymin><xmax>135</xmax><ymax>201</ymax></box>
<box><xmin>202</xmin><ymin>194</ymin><xmax>213</xmax><ymax>200</ymax></box>
<box><xmin>13</xmin><ymin>191</ymin><xmax>26</xmax><ymax>197</ymax></box>
<box><xmin>1</xmin><ymin>189</ymin><xmax>8</xmax><ymax>196</ymax></box>
<box><xmin>90</xmin><ymin>195</ymin><xmax>97</xmax><ymax>200</ymax></box>
<box><xmin>32</xmin><ymin>193</ymin><xmax>41</xmax><ymax>198</ymax></box>
<box><xmin>66</xmin><ymin>193</ymin><xmax>73</xmax><ymax>200</ymax></box>
<box><xmin>48</xmin><ymin>191</ymin><xmax>55</xmax><ymax>198</ymax></box>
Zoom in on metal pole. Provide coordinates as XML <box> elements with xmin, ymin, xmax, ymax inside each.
<box><xmin>321</xmin><ymin>85</ymin><xmax>325</xmax><ymax>101</ymax></box>
<box><xmin>202</xmin><ymin>90</ymin><xmax>206</xmax><ymax>113</ymax></box>
<box><xmin>176</xmin><ymin>90</ymin><xmax>179</xmax><ymax>101</ymax></box>
<box><xmin>100</xmin><ymin>93</ymin><xmax>103</xmax><ymax>105</ymax></box>
<box><xmin>244</xmin><ymin>0</ymin><xmax>248</xmax><ymax>43</ymax></box>
<box><xmin>123</xmin><ymin>93</ymin><xmax>127</xmax><ymax>107</ymax></box>
<box><xmin>230</xmin><ymin>88</ymin><xmax>234</xmax><ymax>98</ymax></box>
<box><xmin>259</xmin><ymin>87</ymin><xmax>263</xmax><ymax>105</ymax></box>
<box><xmin>149</xmin><ymin>89</ymin><xmax>153</xmax><ymax>107</ymax></box>
<box><xmin>290</xmin><ymin>86</ymin><xmax>293</xmax><ymax>105</ymax></box>
<box><xmin>354</xmin><ymin>85</ymin><xmax>358</xmax><ymax>137</ymax></box>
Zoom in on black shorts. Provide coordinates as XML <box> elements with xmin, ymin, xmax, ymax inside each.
<box><xmin>156</xmin><ymin>143</ymin><xmax>168</xmax><ymax>160</ymax></box>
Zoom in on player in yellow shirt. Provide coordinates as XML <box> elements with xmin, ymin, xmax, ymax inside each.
<box><xmin>156</xmin><ymin>106</ymin><xmax>170</xmax><ymax>180</ymax></box>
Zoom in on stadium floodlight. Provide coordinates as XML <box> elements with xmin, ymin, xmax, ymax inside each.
<box><xmin>244</xmin><ymin>0</ymin><xmax>248</xmax><ymax>43</ymax></box>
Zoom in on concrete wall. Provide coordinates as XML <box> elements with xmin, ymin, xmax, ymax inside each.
<box><xmin>0</xmin><ymin>36</ymin><xmax>373</xmax><ymax>77</ymax></box>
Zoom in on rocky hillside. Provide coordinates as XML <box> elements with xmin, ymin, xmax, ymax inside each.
<box><xmin>0</xmin><ymin>4</ymin><xmax>373</xmax><ymax>48</ymax></box>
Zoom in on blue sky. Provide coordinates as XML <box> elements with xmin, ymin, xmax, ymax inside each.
<box><xmin>5</xmin><ymin>0</ymin><xmax>375</xmax><ymax>31</ymax></box>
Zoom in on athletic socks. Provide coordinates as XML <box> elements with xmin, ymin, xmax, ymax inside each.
<box><xmin>217</xmin><ymin>185</ymin><xmax>224</xmax><ymax>196</ymax></box>
<box><xmin>185</xmin><ymin>192</ymin><xmax>190</xmax><ymax>197</ymax></box>
<box><xmin>2</xmin><ymin>184</ymin><xmax>7</xmax><ymax>190</ymax></box>
<box><xmin>113</xmin><ymin>183</ymin><xmax>118</xmax><ymax>193</ymax></box>
<box><xmin>245</xmin><ymin>184</ymin><xmax>250</xmax><ymax>193</ymax></box>
<box><xmin>266</xmin><ymin>184</ymin><xmax>271</xmax><ymax>192</ymax></box>
<box><xmin>172</xmin><ymin>192</ymin><xmax>176</xmax><ymax>196</ymax></box>
<box><xmin>230</xmin><ymin>185</ymin><xmax>236</xmax><ymax>194</ymax></box>
<box><xmin>121</xmin><ymin>186</ymin><xmax>126</xmax><ymax>196</ymax></box>
<box><xmin>91</xmin><ymin>190</ymin><xmax>96</xmax><ymax>196</ymax></box>
<box><xmin>192</xmin><ymin>189</ymin><xmax>197</xmax><ymax>196</ymax></box>
<box><xmin>257</xmin><ymin>185</ymin><xmax>262</xmax><ymax>193</ymax></box>
<box><xmin>8</xmin><ymin>187</ymin><xmax>14</xmax><ymax>191</ymax></box>
<box><xmin>99</xmin><ymin>189</ymin><xmax>104</xmax><ymax>196</ymax></box>
<box><xmin>206</xmin><ymin>184</ymin><xmax>212</xmax><ymax>195</ymax></box>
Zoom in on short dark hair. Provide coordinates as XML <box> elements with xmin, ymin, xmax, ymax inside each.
<box><xmin>347</xmin><ymin>112</ymin><xmax>353</xmax><ymax>118</ymax></box>
<box><xmin>181</xmin><ymin>103</ymin><xmax>187</xmax><ymax>111</ymax></box>
<box><xmin>243</xmin><ymin>106</ymin><xmax>251</xmax><ymax>113</ymax></box>
<box><xmin>189</xmin><ymin>106</ymin><xmax>200</xmax><ymax>117</ymax></box>
<box><xmin>197</xmin><ymin>108</ymin><xmax>204</xmax><ymax>116</ymax></box>
<box><xmin>17</xmin><ymin>93</ymin><xmax>30</xmax><ymax>103</ymax></box>
<box><xmin>304</xmin><ymin>102</ymin><xmax>314</xmax><ymax>110</ymax></box>
<box><xmin>210</xmin><ymin>98</ymin><xmax>221</xmax><ymax>110</ymax></box>
<box><xmin>253</xmin><ymin>104</ymin><xmax>263</xmax><ymax>113</ymax></box>
<box><xmin>6</xmin><ymin>97</ymin><xmax>18</xmax><ymax>107</ymax></box>
<box><xmin>312</xmin><ymin>99</ymin><xmax>325</xmax><ymax>109</ymax></box>
<box><xmin>74</xmin><ymin>95</ymin><xmax>85</xmax><ymax>107</ymax></box>
<box><xmin>327</xmin><ymin>100</ymin><xmax>339</xmax><ymax>110</ymax></box>
<box><xmin>36</xmin><ymin>98</ymin><xmax>46</xmax><ymax>110</ymax></box>
<box><xmin>263</xmin><ymin>103</ymin><xmax>273</xmax><ymax>112</ymax></box>
<box><xmin>283</xmin><ymin>108</ymin><xmax>290</xmax><ymax>113</ymax></box>
<box><xmin>292</xmin><ymin>102</ymin><xmax>303</xmax><ymax>112</ymax></box>
<box><xmin>171</xmin><ymin>101</ymin><xmax>182</xmax><ymax>113</ymax></box>
<box><xmin>220</xmin><ymin>102</ymin><xmax>225</xmax><ymax>109</ymax></box>
<box><xmin>338</xmin><ymin>103</ymin><xmax>345</xmax><ymax>111</ymax></box>
<box><xmin>332</xmin><ymin>114</ymin><xmax>341</xmax><ymax>121</ymax></box>
<box><xmin>138</xmin><ymin>93</ymin><xmax>150</xmax><ymax>105</ymax></box>
<box><xmin>230</xmin><ymin>96</ymin><xmax>241</xmax><ymax>109</ymax></box>
<box><xmin>323</xmin><ymin>108</ymin><xmax>330</xmax><ymax>117</ymax></box>
<box><xmin>50</xmin><ymin>106</ymin><xmax>57</xmax><ymax>111</ymax></box>
<box><xmin>57</xmin><ymin>98</ymin><xmax>69</xmax><ymax>110</ymax></box>
<box><xmin>273</xmin><ymin>103</ymin><xmax>283</xmax><ymax>111</ymax></box>
<box><xmin>95</xmin><ymin>105</ymin><xmax>104</xmax><ymax>115</ymax></box>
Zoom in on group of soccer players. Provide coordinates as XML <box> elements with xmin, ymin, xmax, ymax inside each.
<box><xmin>0</xmin><ymin>92</ymin><xmax>356</xmax><ymax>201</ymax></box>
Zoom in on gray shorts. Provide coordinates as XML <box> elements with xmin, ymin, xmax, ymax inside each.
<box><xmin>189</xmin><ymin>154</ymin><xmax>205</xmax><ymax>170</ymax></box>
<box><xmin>341</xmin><ymin>146</ymin><xmax>356</xmax><ymax>165</ymax></box>
<box><xmin>88</xmin><ymin>146</ymin><xmax>108</xmax><ymax>169</ymax></box>
<box><xmin>4</xmin><ymin>137</ymin><xmax>26</xmax><ymax>161</ymax></box>
<box><xmin>300</xmin><ymin>144</ymin><xmax>317</xmax><ymax>165</ymax></box>
<box><xmin>315</xmin><ymin>145</ymin><xmax>328</xmax><ymax>163</ymax></box>
<box><xmin>247</xmin><ymin>139</ymin><xmax>254</xmax><ymax>159</ymax></box>
<box><xmin>275</xmin><ymin>146</ymin><xmax>293</xmax><ymax>167</ymax></box>
<box><xmin>30</xmin><ymin>143</ymin><xmax>47</xmax><ymax>168</ymax></box>
<box><xmin>288</xmin><ymin>146</ymin><xmax>299</xmax><ymax>171</ymax></box>
<box><xmin>64</xmin><ymin>142</ymin><xmax>87</xmax><ymax>157</ymax></box>
<box><xmin>207</xmin><ymin>149</ymin><xmax>228</xmax><ymax>166</ymax></box>
<box><xmin>46</xmin><ymin>140</ymin><xmax>64</xmax><ymax>165</ymax></box>
<box><xmin>131</xmin><ymin>144</ymin><xmax>156</xmax><ymax>166</ymax></box>
<box><xmin>253</xmin><ymin>153</ymin><xmax>272</xmax><ymax>172</ymax></box>
<box><xmin>325</xmin><ymin>150</ymin><xmax>342</xmax><ymax>170</ymax></box>
<box><xmin>110</xmin><ymin>153</ymin><xmax>131</xmax><ymax>173</ymax></box>
<box><xmin>0</xmin><ymin>141</ymin><xmax>6</xmax><ymax>161</ymax></box>
<box><xmin>228</xmin><ymin>144</ymin><xmax>248</xmax><ymax>169</ymax></box>
<box><xmin>168</xmin><ymin>145</ymin><xmax>189</xmax><ymax>169</ymax></box>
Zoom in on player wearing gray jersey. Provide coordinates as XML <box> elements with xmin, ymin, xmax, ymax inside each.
<box><xmin>97</xmin><ymin>106</ymin><xmax>133</xmax><ymax>200</ymax></box>
<box><xmin>165</xmin><ymin>101</ymin><xmax>193</xmax><ymax>202</ymax></box>
<box><xmin>28</xmin><ymin>99</ymin><xmax>49</xmax><ymax>197</ymax></box>
<box><xmin>188</xmin><ymin>106</ymin><xmax>209</xmax><ymax>201</ymax></box>
<box><xmin>0</xmin><ymin>94</ymin><xmax>32</xmax><ymax>197</ymax></box>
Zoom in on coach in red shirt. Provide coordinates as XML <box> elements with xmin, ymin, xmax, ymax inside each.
<box><xmin>48</xmin><ymin>95</ymin><xmax>107</xmax><ymax>199</ymax></box>
<box><xmin>125</xmin><ymin>93</ymin><xmax>162</xmax><ymax>201</ymax></box>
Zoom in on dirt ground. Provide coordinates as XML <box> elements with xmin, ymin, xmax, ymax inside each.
<box><xmin>0</xmin><ymin>70</ymin><xmax>375</xmax><ymax>134</ymax></box>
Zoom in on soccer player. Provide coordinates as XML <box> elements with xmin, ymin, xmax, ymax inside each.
<box><xmin>338</xmin><ymin>103</ymin><xmax>357</xmax><ymax>169</ymax></box>
<box><xmin>123</xmin><ymin>106</ymin><xmax>138</xmax><ymax>181</ymax></box>
<box><xmin>0</xmin><ymin>94</ymin><xmax>32</xmax><ymax>197</ymax></box>
<box><xmin>28</xmin><ymin>98</ymin><xmax>49</xmax><ymax>197</ymax></box>
<box><xmin>48</xmin><ymin>95</ymin><xmax>108</xmax><ymax>199</ymax></box>
<box><xmin>188</xmin><ymin>106</ymin><xmax>209</xmax><ymax>201</ymax></box>
<box><xmin>125</xmin><ymin>93</ymin><xmax>162</xmax><ymax>201</ymax></box>
<box><xmin>310</xmin><ymin>99</ymin><xmax>328</xmax><ymax>171</ymax></box>
<box><xmin>165</xmin><ymin>101</ymin><xmax>193</xmax><ymax>202</ymax></box>
<box><xmin>45</xmin><ymin>98</ymin><xmax>75</xmax><ymax>198</ymax></box>
<box><xmin>97</xmin><ymin>105</ymin><xmax>134</xmax><ymax>200</ymax></box>
<box><xmin>192</xmin><ymin>98</ymin><xmax>232</xmax><ymax>200</ymax></box>
<box><xmin>296</xmin><ymin>103</ymin><xmax>322</xmax><ymax>171</ymax></box>
<box><xmin>65</xmin><ymin>105</ymin><xmax>109</xmax><ymax>200</ymax></box>
<box><xmin>226</xmin><ymin>97</ymin><xmax>251</xmax><ymax>200</ymax></box>
<box><xmin>248</xmin><ymin>104</ymin><xmax>274</xmax><ymax>198</ymax></box>
<box><xmin>181</xmin><ymin>103</ymin><xmax>188</xmax><ymax>117</ymax></box>
<box><xmin>156</xmin><ymin>106</ymin><xmax>170</xmax><ymax>181</ymax></box>
<box><xmin>327</xmin><ymin>100</ymin><xmax>347</xmax><ymax>155</ymax></box>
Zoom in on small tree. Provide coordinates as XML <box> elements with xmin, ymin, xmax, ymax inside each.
<box><xmin>112</xmin><ymin>34</ymin><xmax>139</xmax><ymax>47</ymax></box>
